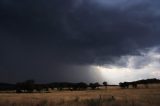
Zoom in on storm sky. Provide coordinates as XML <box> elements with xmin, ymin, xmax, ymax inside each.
<box><xmin>0</xmin><ymin>0</ymin><xmax>160</xmax><ymax>84</ymax></box>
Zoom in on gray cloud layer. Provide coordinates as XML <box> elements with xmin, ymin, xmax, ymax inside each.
<box><xmin>0</xmin><ymin>0</ymin><xmax>160</xmax><ymax>83</ymax></box>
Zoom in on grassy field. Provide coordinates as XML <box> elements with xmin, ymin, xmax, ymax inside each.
<box><xmin>0</xmin><ymin>87</ymin><xmax>160</xmax><ymax>106</ymax></box>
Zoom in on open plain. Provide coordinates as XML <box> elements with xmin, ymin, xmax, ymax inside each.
<box><xmin>0</xmin><ymin>86</ymin><xmax>160</xmax><ymax>106</ymax></box>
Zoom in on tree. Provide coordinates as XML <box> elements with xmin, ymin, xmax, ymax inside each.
<box><xmin>89</xmin><ymin>82</ymin><xmax>100</xmax><ymax>90</ymax></box>
<box><xmin>77</xmin><ymin>82</ymin><xmax>88</xmax><ymax>90</ymax></box>
<box><xmin>16</xmin><ymin>80</ymin><xmax>35</xmax><ymax>93</ymax></box>
<box><xmin>103</xmin><ymin>81</ymin><xmax>108</xmax><ymax>89</ymax></box>
<box><xmin>24</xmin><ymin>80</ymin><xmax>35</xmax><ymax>93</ymax></box>
<box><xmin>119</xmin><ymin>82</ymin><xmax>129</xmax><ymax>89</ymax></box>
<box><xmin>131</xmin><ymin>82</ymin><xmax>137</xmax><ymax>88</ymax></box>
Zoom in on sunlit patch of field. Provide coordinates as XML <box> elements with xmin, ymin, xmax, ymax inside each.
<box><xmin>0</xmin><ymin>87</ymin><xmax>160</xmax><ymax>106</ymax></box>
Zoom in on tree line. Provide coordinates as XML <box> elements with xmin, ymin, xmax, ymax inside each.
<box><xmin>0</xmin><ymin>80</ymin><xmax>108</xmax><ymax>93</ymax></box>
<box><xmin>0</xmin><ymin>78</ymin><xmax>159</xmax><ymax>93</ymax></box>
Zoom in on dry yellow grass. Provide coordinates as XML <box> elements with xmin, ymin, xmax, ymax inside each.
<box><xmin>0</xmin><ymin>87</ymin><xmax>160</xmax><ymax>106</ymax></box>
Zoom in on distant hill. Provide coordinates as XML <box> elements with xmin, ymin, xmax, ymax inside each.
<box><xmin>133</xmin><ymin>78</ymin><xmax>160</xmax><ymax>84</ymax></box>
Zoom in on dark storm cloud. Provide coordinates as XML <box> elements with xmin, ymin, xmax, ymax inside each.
<box><xmin>0</xmin><ymin>0</ymin><xmax>160</xmax><ymax>82</ymax></box>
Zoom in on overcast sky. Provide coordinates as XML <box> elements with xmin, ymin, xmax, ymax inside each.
<box><xmin>0</xmin><ymin>0</ymin><xmax>160</xmax><ymax>84</ymax></box>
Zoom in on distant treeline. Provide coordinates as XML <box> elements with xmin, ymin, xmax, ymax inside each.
<box><xmin>0</xmin><ymin>78</ymin><xmax>159</xmax><ymax>93</ymax></box>
<box><xmin>119</xmin><ymin>78</ymin><xmax>160</xmax><ymax>88</ymax></box>
<box><xmin>0</xmin><ymin>80</ymin><xmax>108</xmax><ymax>93</ymax></box>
